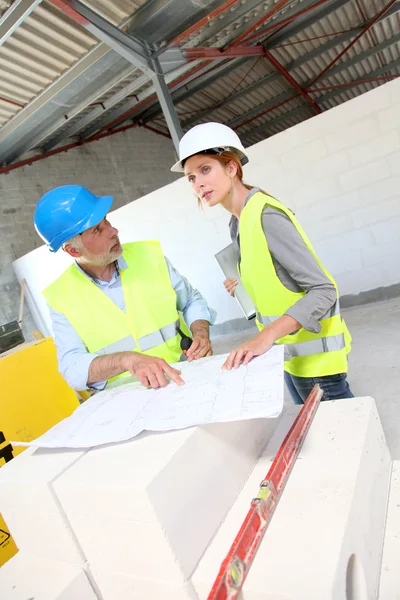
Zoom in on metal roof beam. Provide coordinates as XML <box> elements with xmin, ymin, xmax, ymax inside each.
<box><xmin>42</xmin><ymin>72</ymin><xmax>149</xmax><ymax>152</ymax></box>
<box><xmin>263</xmin><ymin>0</ymin><xmax>353</xmax><ymax>48</ymax></box>
<box><xmin>78</xmin><ymin>59</ymin><xmax>211</xmax><ymax>140</ymax></box>
<box><xmin>50</xmin><ymin>0</ymin><xmax>188</xmax><ymax>75</ymax></box>
<box><xmin>315</xmin><ymin>57</ymin><xmax>400</xmax><ymax>104</ymax></box>
<box><xmin>137</xmin><ymin>58</ymin><xmax>248</xmax><ymax>124</ymax></box>
<box><xmin>306</xmin><ymin>0</ymin><xmax>398</xmax><ymax>88</ymax></box>
<box><xmin>184</xmin><ymin>3</ymin><xmax>400</xmax><ymax>131</ymax></box>
<box><xmin>0</xmin><ymin>0</ymin><xmax>42</xmax><ymax>46</ymax></box>
<box><xmin>242</xmin><ymin>105</ymin><xmax>312</xmax><ymax>141</ymax></box>
<box><xmin>50</xmin><ymin>0</ymin><xmax>187</xmax><ymax>150</ymax></box>
<box><xmin>242</xmin><ymin>57</ymin><xmax>400</xmax><ymax>141</ymax></box>
<box><xmin>80</xmin><ymin>58</ymin><xmax>247</xmax><ymax>138</ymax></box>
<box><xmin>226</xmin><ymin>90</ymin><xmax>297</xmax><ymax>128</ymax></box>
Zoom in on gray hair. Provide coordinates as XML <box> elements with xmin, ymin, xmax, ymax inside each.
<box><xmin>62</xmin><ymin>234</ymin><xmax>83</xmax><ymax>252</ymax></box>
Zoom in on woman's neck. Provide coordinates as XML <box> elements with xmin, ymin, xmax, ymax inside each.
<box><xmin>221</xmin><ymin>181</ymin><xmax>252</xmax><ymax>219</ymax></box>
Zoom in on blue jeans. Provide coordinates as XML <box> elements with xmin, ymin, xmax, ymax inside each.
<box><xmin>284</xmin><ymin>372</ymin><xmax>354</xmax><ymax>405</ymax></box>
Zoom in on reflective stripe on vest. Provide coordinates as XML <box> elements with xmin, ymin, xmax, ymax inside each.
<box><xmin>256</xmin><ymin>299</ymin><xmax>341</xmax><ymax>327</ymax></box>
<box><xmin>96</xmin><ymin>319</ymin><xmax>180</xmax><ymax>355</ymax></box>
<box><xmin>287</xmin><ymin>333</ymin><xmax>345</xmax><ymax>358</ymax></box>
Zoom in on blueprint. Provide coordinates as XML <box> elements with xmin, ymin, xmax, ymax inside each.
<box><xmin>13</xmin><ymin>347</ymin><xmax>284</xmax><ymax>449</ymax></box>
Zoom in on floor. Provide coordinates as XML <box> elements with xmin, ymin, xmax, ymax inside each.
<box><xmin>211</xmin><ymin>297</ymin><xmax>400</xmax><ymax>459</ymax></box>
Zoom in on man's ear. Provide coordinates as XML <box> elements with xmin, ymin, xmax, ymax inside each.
<box><xmin>64</xmin><ymin>244</ymin><xmax>82</xmax><ymax>259</ymax></box>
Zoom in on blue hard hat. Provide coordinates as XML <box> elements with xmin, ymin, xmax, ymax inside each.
<box><xmin>34</xmin><ymin>185</ymin><xmax>113</xmax><ymax>252</ymax></box>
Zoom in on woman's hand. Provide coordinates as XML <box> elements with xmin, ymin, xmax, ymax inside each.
<box><xmin>222</xmin><ymin>333</ymin><xmax>274</xmax><ymax>370</ymax></box>
<box><xmin>223</xmin><ymin>277</ymin><xmax>238</xmax><ymax>297</ymax></box>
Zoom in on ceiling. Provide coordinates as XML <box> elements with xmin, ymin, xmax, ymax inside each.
<box><xmin>0</xmin><ymin>0</ymin><xmax>399</xmax><ymax>171</ymax></box>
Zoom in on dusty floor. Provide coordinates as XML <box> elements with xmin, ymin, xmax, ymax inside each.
<box><xmin>212</xmin><ymin>297</ymin><xmax>400</xmax><ymax>458</ymax></box>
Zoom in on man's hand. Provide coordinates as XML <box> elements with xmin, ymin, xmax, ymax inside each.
<box><xmin>186</xmin><ymin>319</ymin><xmax>213</xmax><ymax>362</ymax></box>
<box><xmin>123</xmin><ymin>353</ymin><xmax>184</xmax><ymax>388</ymax></box>
<box><xmin>223</xmin><ymin>277</ymin><xmax>238</xmax><ymax>297</ymax></box>
<box><xmin>222</xmin><ymin>333</ymin><xmax>274</xmax><ymax>370</ymax></box>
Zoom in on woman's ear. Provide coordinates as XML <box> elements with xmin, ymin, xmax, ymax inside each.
<box><xmin>227</xmin><ymin>160</ymin><xmax>238</xmax><ymax>178</ymax></box>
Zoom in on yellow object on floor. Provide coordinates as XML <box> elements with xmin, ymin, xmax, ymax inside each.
<box><xmin>0</xmin><ymin>514</ymin><xmax>18</xmax><ymax>567</ymax></box>
<box><xmin>0</xmin><ymin>337</ymin><xmax>80</xmax><ymax>566</ymax></box>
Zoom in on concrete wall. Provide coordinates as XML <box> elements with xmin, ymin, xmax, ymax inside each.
<box><xmin>10</xmin><ymin>76</ymin><xmax>400</xmax><ymax>335</ymax></box>
<box><xmin>0</xmin><ymin>126</ymin><xmax>178</xmax><ymax>337</ymax></box>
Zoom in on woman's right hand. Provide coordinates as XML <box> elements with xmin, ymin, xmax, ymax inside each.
<box><xmin>223</xmin><ymin>277</ymin><xmax>238</xmax><ymax>297</ymax></box>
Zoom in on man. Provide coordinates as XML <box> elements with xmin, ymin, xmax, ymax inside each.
<box><xmin>34</xmin><ymin>185</ymin><xmax>216</xmax><ymax>391</ymax></box>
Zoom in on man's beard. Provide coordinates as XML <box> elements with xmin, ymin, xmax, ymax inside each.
<box><xmin>79</xmin><ymin>243</ymin><xmax>122</xmax><ymax>267</ymax></box>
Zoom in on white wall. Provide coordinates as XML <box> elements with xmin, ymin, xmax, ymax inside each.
<box><xmin>13</xmin><ymin>77</ymin><xmax>400</xmax><ymax>334</ymax></box>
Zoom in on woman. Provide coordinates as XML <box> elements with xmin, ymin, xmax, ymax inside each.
<box><xmin>171</xmin><ymin>122</ymin><xmax>353</xmax><ymax>404</ymax></box>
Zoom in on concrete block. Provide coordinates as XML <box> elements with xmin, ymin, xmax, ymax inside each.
<box><xmin>325</xmin><ymin>117</ymin><xmax>380</xmax><ymax>153</ymax></box>
<box><xmin>280</xmin><ymin>138</ymin><xmax>328</xmax><ymax>169</ymax></box>
<box><xmin>370</xmin><ymin>215</ymin><xmax>400</xmax><ymax>245</ymax></box>
<box><xmin>0</xmin><ymin>552</ymin><xmax>97</xmax><ymax>600</ymax></box>
<box><xmin>53</xmin><ymin>419</ymin><xmax>278</xmax><ymax>583</ymax></box>
<box><xmin>193</xmin><ymin>398</ymin><xmax>391</xmax><ymax>600</ymax></box>
<box><xmin>347</xmin><ymin>131</ymin><xmax>399</xmax><ymax>167</ymax></box>
<box><xmin>379</xmin><ymin>461</ymin><xmax>400</xmax><ymax>599</ymax></box>
<box><xmin>387</xmin><ymin>149</ymin><xmax>400</xmax><ymax>175</ymax></box>
<box><xmin>339</xmin><ymin>158</ymin><xmax>391</xmax><ymax>192</ymax></box>
<box><xmin>0</xmin><ymin>447</ymin><xmax>85</xmax><ymax>564</ymax></box>
<box><xmin>351</xmin><ymin>197</ymin><xmax>400</xmax><ymax>229</ymax></box>
<box><xmin>90</xmin><ymin>567</ymin><xmax>199</xmax><ymax>600</ymax></box>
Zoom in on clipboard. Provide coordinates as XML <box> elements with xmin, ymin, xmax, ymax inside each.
<box><xmin>214</xmin><ymin>243</ymin><xmax>256</xmax><ymax>320</ymax></box>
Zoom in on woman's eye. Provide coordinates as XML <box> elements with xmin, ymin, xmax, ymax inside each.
<box><xmin>202</xmin><ymin>166</ymin><xmax>210</xmax><ymax>174</ymax></box>
<box><xmin>188</xmin><ymin>176</ymin><xmax>195</xmax><ymax>183</ymax></box>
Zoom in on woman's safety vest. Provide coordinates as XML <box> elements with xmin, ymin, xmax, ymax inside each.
<box><xmin>239</xmin><ymin>192</ymin><xmax>351</xmax><ymax>378</ymax></box>
<box><xmin>44</xmin><ymin>241</ymin><xmax>186</xmax><ymax>383</ymax></box>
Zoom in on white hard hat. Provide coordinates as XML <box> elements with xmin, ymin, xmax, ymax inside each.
<box><xmin>171</xmin><ymin>122</ymin><xmax>249</xmax><ymax>173</ymax></box>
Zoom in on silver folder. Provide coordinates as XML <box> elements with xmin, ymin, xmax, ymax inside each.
<box><xmin>214</xmin><ymin>243</ymin><xmax>256</xmax><ymax>320</ymax></box>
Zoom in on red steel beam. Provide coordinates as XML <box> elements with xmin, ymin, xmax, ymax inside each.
<box><xmin>49</xmin><ymin>0</ymin><xmax>88</xmax><ymax>25</ymax></box>
<box><xmin>170</xmin><ymin>0</ymin><xmax>241</xmax><ymax>45</ymax></box>
<box><xmin>183</xmin><ymin>46</ymin><xmax>265</xmax><ymax>59</ymax></box>
<box><xmin>306</xmin><ymin>0</ymin><xmax>398</xmax><ymax>88</ymax></box>
<box><xmin>86</xmin><ymin>59</ymin><xmax>219</xmax><ymax>138</ymax></box>
<box><xmin>243</xmin><ymin>0</ymin><xmax>331</xmax><ymax>46</ymax></box>
<box><xmin>264</xmin><ymin>49</ymin><xmax>321</xmax><ymax>114</ymax></box>
<box><xmin>0</xmin><ymin>96</ymin><xmax>24</xmax><ymax>109</ymax></box>
<box><xmin>230</xmin><ymin>0</ymin><xmax>293</xmax><ymax>47</ymax></box>
<box><xmin>0</xmin><ymin>122</ymin><xmax>141</xmax><ymax>175</ymax></box>
<box><xmin>235</xmin><ymin>93</ymin><xmax>299</xmax><ymax>130</ymax></box>
<box><xmin>307</xmin><ymin>73</ymin><xmax>400</xmax><ymax>93</ymax></box>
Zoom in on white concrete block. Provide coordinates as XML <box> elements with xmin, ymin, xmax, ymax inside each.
<box><xmin>300</xmin><ymin>150</ymin><xmax>349</xmax><ymax>182</ymax></box>
<box><xmin>387</xmin><ymin>149</ymin><xmax>400</xmax><ymax>175</ymax></box>
<box><xmin>90</xmin><ymin>567</ymin><xmax>199</xmax><ymax>600</ymax></box>
<box><xmin>379</xmin><ymin>461</ymin><xmax>400</xmax><ymax>599</ymax></box>
<box><xmin>378</xmin><ymin>103</ymin><xmax>400</xmax><ymax>132</ymax></box>
<box><xmin>0</xmin><ymin>447</ymin><xmax>85</xmax><ymax>564</ymax></box>
<box><xmin>339</xmin><ymin>158</ymin><xmax>391</xmax><ymax>192</ymax></box>
<box><xmin>193</xmin><ymin>398</ymin><xmax>391</xmax><ymax>600</ymax></box>
<box><xmin>0</xmin><ymin>552</ymin><xmax>97</xmax><ymax>600</ymax></box>
<box><xmin>325</xmin><ymin>117</ymin><xmax>380</xmax><ymax>153</ymax></box>
<box><xmin>280</xmin><ymin>138</ymin><xmax>328</xmax><ymax>169</ymax></box>
<box><xmin>359</xmin><ymin>174</ymin><xmax>400</xmax><ymax>205</ymax></box>
<box><xmin>53</xmin><ymin>419</ymin><xmax>278</xmax><ymax>583</ymax></box>
<box><xmin>351</xmin><ymin>197</ymin><xmax>400</xmax><ymax>230</ymax></box>
<box><xmin>347</xmin><ymin>131</ymin><xmax>399</xmax><ymax>167</ymax></box>
<box><xmin>370</xmin><ymin>215</ymin><xmax>400</xmax><ymax>245</ymax></box>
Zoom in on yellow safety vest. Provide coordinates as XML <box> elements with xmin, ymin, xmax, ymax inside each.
<box><xmin>44</xmin><ymin>241</ymin><xmax>187</xmax><ymax>383</ymax></box>
<box><xmin>239</xmin><ymin>192</ymin><xmax>351</xmax><ymax>378</ymax></box>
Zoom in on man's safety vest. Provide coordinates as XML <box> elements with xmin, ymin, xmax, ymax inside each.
<box><xmin>239</xmin><ymin>192</ymin><xmax>351</xmax><ymax>378</ymax></box>
<box><xmin>44</xmin><ymin>241</ymin><xmax>186</xmax><ymax>384</ymax></box>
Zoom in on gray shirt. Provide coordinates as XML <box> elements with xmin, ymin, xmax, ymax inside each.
<box><xmin>229</xmin><ymin>188</ymin><xmax>336</xmax><ymax>334</ymax></box>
